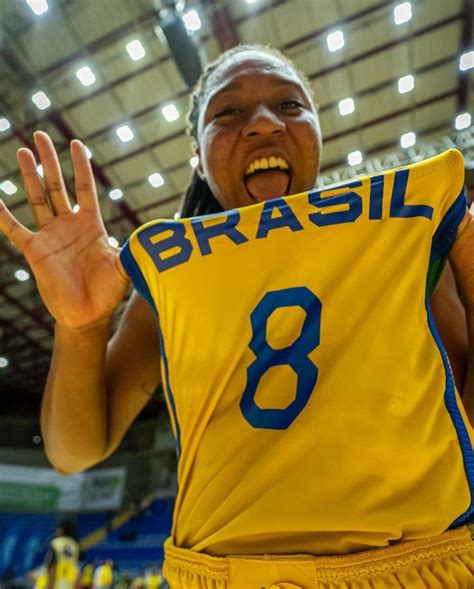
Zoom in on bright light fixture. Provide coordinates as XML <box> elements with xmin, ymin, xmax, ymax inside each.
<box><xmin>109</xmin><ymin>189</ymin><xmax>123</xmax><ymax>201</ymax></box>
<box><xmin>108</xmin><ymin>236</ymin><xmax>119</xmax><ymax>248</ymax></box>
<box><xmin>400</xmin><ymin>131</ymin><xmax>416</xmax><ymax>148</ymax></box>
<box><xmin>26</xmin><ymin>0</ymin><xmax>48</xmax><ymax>16</ymax></box>
<box><xmin>0</xmin><ymin>118</ymin><xmax>11</xmax><ymax>132</ymax></box>
<box><xmin>15</xmin><ymin>269</ymin><xmax>30</xmax><ymax>282</ymax></box>
<box><xmin>32</xmin><ymin>435</ymin><xmax>42</xmax><ymax>444</ymax></box>
<box><xmin>398</xmin><ymin>74</ymin><xmax>414</xmax><ymax>94</ymax></box>
<box><xmin>73</xmin><ymin>204</ymin><xmax>80</xmax><ymax>213</ymax></box>
<box><xmin>84</xmin><ymin>145</ymin><xmax>92</xmax><ymax>159</ymax></box>
<box><xmin>162</xmin><ymin>104</ymin><xmax>180</xmax><ymax>122</ymax></box>
<box><xmin>394</xmin><ymin>2</ymin><xmax>412</xmax><ymax>25</ymax></box>
<box><xmin>37</xmin><ymin>164</ymin><xmax>44</xmax><ymax>177</ymax></box>
<box><xmin>32</xmin><ymin>91</ymin><xmax>51</xmax><ymax>110</ymax></box>
<box><xmin>148</xmin><ymin>172</ymin><xmax>164</xmax><ymax>188</ymax></box>
<box><xmin>0</xmin><ymin>357</ymin><xmax>9</xmax><ymax>369</ymax></box>
<box><xmin>126</xmin><ymin>39</ymin><xmax>146</xmax><ymax>61</ymax></box>
<box><xmin>116</xmin><ymin>125</ymin><xmax>134</xmax><ymax>142</ymax></box>
<box><xmin>76</xmin><ymin>66</ymin><xmax>96</xmax><ymax>87</ymax></box>
<box><xmin>182</xmin><ymin>10</ymin><xmax>202</xmax><ymax>32</ymax></box>
<box><xmin>455</xmin><ymin>112</ymin><xmax>471</xmax><ymax>130</ymax></box>
<box><xmin>338</xmin><ymin>97</ymin><xmax>355</xmax><ymax>116</ymax></box>
<box><xmin>327</xmin><ymin>30</ymin><xmax>345</xmax><ymax>52</ymax></box>
<box><xmin>459</xmin><ymin>50</ymin><xmax>474</xmax><ymax>72</ymax></box>
<box><xmin>1</xmin><ymin>180</ymin><xmax>17</xmax><ymax>195</ymax></box>
<box><xmin>190</xmin><ymin>156</ymin><xmax>199</xmax><ymax>168</ymax></box>
<box><xmin>348</xmin><ymin>150</ymin><xmax>363</xmax><ymax>166</ymax></box>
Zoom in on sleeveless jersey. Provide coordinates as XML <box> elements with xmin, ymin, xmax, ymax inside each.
<box><xmin>120</xmin><ymin>149</ymin><xmax>473</xmax><ymax>556</ymax></box>
<box><xmin>48</xmin><ymin>536</ymin><xmax>79</xmax><ymax>589</ymax></box>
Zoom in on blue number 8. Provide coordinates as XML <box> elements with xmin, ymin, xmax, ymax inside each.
<box><xmin>240</xmin><ymin>287</ymin><xmax>322</xmax><ymax>430</ymax></box>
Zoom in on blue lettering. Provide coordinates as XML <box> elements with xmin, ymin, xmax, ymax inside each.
<box><xmin>138</xmin><ymin>222</ymin><xmax>193</xmax><ymax>272</ymax></box>
<box><xmin>390</xmin><ymin>169</ymin><xmax>433</xmax><ymax>220</ymax></box>
<box><xmin>308</xmin><ymin>181</ymin><xmax>363</xmax><ymax>226</ymax></box>
<box><xmin>191</xmin><ymin>210</ymin><xmax>248</xmax><ymax>255</ymax></box>
<box><xmin>369</xmin><ymin>174</ymin><xmax>384</xmax><ymax>220</ymax></box>
<box><xmin>256</xmin><ymin>199</ymin><xmax>304</xmax><ymax>239</ymax></box>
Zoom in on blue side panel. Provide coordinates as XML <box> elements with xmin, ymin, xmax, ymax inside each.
<box><xmin>120</xmin><ymin>241</ymin><xmax>181</xmax><ymax>458</ymax></box>
<box><xmin>430</xmin><ymin>188</ymin><xmax>467</xmax><ymax>262</ymax></box>
<box><xmin>425</xmin><ymin>295</ymin><xmax>474</xmax><ymax>526</ymax></box>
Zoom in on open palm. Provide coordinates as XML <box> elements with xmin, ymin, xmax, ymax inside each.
<box><xmin>0</xmin><ymin>131</ymin><xmax>129</xmax><ymax>328</ymax></box>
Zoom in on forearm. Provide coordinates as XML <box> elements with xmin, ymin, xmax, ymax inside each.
<box><xmin>41</xmin><ymin>318</ymin><xmax>112</xmax><ymax>474</ymax></box>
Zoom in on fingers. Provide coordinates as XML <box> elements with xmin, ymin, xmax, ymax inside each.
<box><xmin>0</xmin><ymin>199</ymin><xmax>34</xmax><ymax>253</ymax></box>
<box><xmin>33</xmin><ymin>131</ymin><xmax>72</xmax><ymax>215</ymax></box>
<box><xmin>70</xmin><ymin>140</ymin><xmax>100</xmax><ymax>213</ymax></box>
<box><xmin>17</xmin><ymin>147</ymin><xmax>54</xmax><ymax>228</ymax></box>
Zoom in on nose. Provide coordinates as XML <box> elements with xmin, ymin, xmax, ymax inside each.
<box><xmin>243</xmin><ymin>105</ymin><xmax>286</xmax><ymax>138</ymax></box>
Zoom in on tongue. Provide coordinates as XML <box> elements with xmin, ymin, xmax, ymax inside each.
<box><xmin>245</xmin><ymin>170</ymin><xmax>290</xmax><ymax>201</ymax></box>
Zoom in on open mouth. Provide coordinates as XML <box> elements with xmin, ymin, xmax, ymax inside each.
<box><xmin>243</xmin><ymin>157</ymin><xmax>292</xmax><ymax>202</ymax></box>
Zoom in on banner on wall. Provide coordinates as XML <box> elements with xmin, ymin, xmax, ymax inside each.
<box><xmin>0</xmin><ymin>465</ymin><xmax>126</xmax><ymax>511</ymax></box>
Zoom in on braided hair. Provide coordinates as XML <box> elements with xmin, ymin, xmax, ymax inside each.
<box><xmin>179</xmin><ymin>44</ymin><xmax>315</xmax><ymax>218</ymax></box>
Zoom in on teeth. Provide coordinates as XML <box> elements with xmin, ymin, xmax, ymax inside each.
<box><xmin>245</xmin><ymin>157</ymin><xmax>289</xmax><ymax>176</ymax></box>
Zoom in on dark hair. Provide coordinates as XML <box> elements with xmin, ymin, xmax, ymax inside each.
<box><xmin>58</xmin><ymin>519</ymin><xmax>77</xmax><ymax>539</ymax></box>
<box><xmin>179</xmin><ymin>44</ymin><xmax>315</xmax><ymax>218</ymax></box>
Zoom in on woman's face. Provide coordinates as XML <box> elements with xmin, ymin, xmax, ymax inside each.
<box><xmin>196</xmin><ymin>51</ymin><xmax>322</xmax><ymax>210</ymax></box>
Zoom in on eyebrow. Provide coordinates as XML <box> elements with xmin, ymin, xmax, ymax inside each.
<box><xmin>209</xmin><ymin>77</ymin><xmax>304</xmax><ymax>101</ymax></box>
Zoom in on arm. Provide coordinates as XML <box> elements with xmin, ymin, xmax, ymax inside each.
<box><xmin>41</xmin><ymin>291</ymin><xmax>161</xmax><ymax>474</ymax></box>
<box><xmin>430</xmin><ymin>261</ymin><xmax>468</xmax><ymax>392</ymax></box>
<box><xmin>0</xmin><ymin>132</ymin><xmax>162</xmax><ymax>474</ymax></box>
<box><xmin>448</xmin><ymin>211</ymin><xmax>474</xmax><ymax>423</ymax></box>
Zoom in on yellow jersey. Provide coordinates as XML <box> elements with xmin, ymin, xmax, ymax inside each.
<box><xmin>120</xmin><ymin>149</ymin><xmax>473</xmax><ymax>556</ymax></box>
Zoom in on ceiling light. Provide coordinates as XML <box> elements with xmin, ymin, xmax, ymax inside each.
<box><xmin>0</xmin><ymin>118</ymin><xmax>11</xmax><ymax>132</ymax></box>
<box><xmin>73</xmin><ymin>204</ymin><xmax>80</xmax><ymax>213</ymax></box>
<box><xmin>108</xmin><ymin>236</ymin><xmax>119</xmax><ymax>248</ymax></box>
<box><xmin>190</xmin><ymin>156</ymin><xmax>199</xmax><ymax>168</ymax></box>
<box><xmin>32</xmin><ymin>435</ymin><xmax>42</xmax><ymax>444</ymax></box>
<box><xmin>1</xmin><ymin>181</ymin><xmax>17</xmax><ymax>195</ymax></box>
<box><xmin>347</xmin><ymin>150</ymin><xmax>363</xmax><ymax>166</ymax></box>
<box><xmin>148</xmin><ymin>172</ymin><xmax>164</xmax><ymax>188</ymax></box>
<box><xmin>15</xmin><ymin>269</ymin><xmax>30</xmax><ymax>282</ymax></box>
<box><xmin>116</xmin><ymin>125</ymin><xmax>134</xmax><ymax>143</ymax></box>
<box><xmin>126</xmin><ymin>39</ymin><xmax>146</xmax><ymax>61</ymax></box>
<box><xmin>459</xmin><ymin>50</ymin><xmax>474</xmax><ymax>72</ymax></box>
<box><xmin>26</xmin><ymin>0</ymin><xmax>48</xmax><ymax>16</ymax></box>
<box><xmin>32</xmin><ymin>91</ymin><xmax>51</xmax><ymax>110</ymax></box>
<box><xmin>393</xmin><ymin>2</ymin><xmax>412</xmax><ymax>25</ymax></box>
<box><xmin>338</xmin><ymin>97</ymin><xmax>355</xmax><ymax>116</ymax></box>
<box><xmin>182</xmin><ymin>10</ymin><xmax>202</xmax><ymax>32</ymax></box>
<box><xmin>109</xmin><ymin>189</ymin><xmax>123</xmax><ymax>201</ymax></box>
<box><xmin>84</xmin><ymin>145</ymin><xmax>92</xmax><ymax>159</ymax></box>
<box><xmin>326</xmin><ymin>30</ymin><xmax>344</xmax><ymax>52</ymax></box>
<box><xmin>398</xmin><ymin>74</ymin><xmax>414</xmax><ymax>94</ymax></box>
<box><xmin>162</xmin><ymin>104</ymin><xmax>180</xmax><ymax>122</ymax></box>
<box><xmin>400</xmin><ymin>131</ymin><xmax>416</xmax><ymax>148</ymax></box>
<box><xmin>0</xmin><ymin>357</ymin><xmax>9</xmax><ymax>369</ymax></box>
<box><xmin>37</xmin><ymin>164</ymin><xmax>44</xmax><ymax>177</ymax></box>
<box><xmin>455</xmin><ymin>112</ymin><xmax>471</xmax><ymax>130</ymax></box>
<box><xmin>76</xmin><ymin>66</ymin><xmax>96</xmax><ymax>87</ymax></box>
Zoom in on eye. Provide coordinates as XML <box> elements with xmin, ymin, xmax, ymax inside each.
<box><xmin>215</xmin><ymin>107</ymin><xmax>242</xmax><ymax>118</ymax></box>
<box><xmin>279</xmin><ymin>100</ymin><xmax>303</xmax><ymax>110</ymax></box>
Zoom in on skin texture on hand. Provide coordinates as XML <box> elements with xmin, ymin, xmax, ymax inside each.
<box><xmin>0</xmin><ymin>131</ymin><xmax>129</xmax><ymax>328</ymax></box>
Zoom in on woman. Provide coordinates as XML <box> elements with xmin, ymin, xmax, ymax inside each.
<box><xmin>1</xmin><ymin>44</ymin><xmax>474</xmax><ymax>588</ymax></box>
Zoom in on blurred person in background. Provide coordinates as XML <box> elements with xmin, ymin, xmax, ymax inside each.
<box><xmin>44</xmin><ymin>521</ymin><xmax>79</xmax><ymax>589</ymax></box>
<box><xmin>144</xmin><ymin>566</ymin><xmax>163</xmax><ymax>589</ymax></box>
<box><xmin>92</xmin><ymin>560</ymin><xmax>113</xmax><ymax>589</ymax></box>
<box><xmin>78</xmin><ymin>563</ymin><xmax>93</xmax><ymax>589</ymax></box>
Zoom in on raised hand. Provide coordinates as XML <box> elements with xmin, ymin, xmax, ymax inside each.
<box><xmin>0</xmin><ymin>131</ymin><xmax>129</xmax><ymax>329</ymax></box>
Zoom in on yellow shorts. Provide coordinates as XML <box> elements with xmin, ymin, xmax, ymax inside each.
<box><xmin>163</xmin><ymin>527</ymin><xmax>474</xmax><ymax>588</ymax></box>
